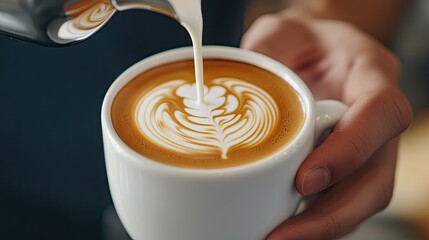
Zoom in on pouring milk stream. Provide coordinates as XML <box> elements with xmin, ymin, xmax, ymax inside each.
<box><xmin>169</xmin><ymin>0</ymin><xmax>205</xmax><ymax>105</ymax></box>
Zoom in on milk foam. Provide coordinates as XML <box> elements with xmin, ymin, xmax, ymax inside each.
<box><xmin>136</xmin><ymin>78</ymin><xmax>279</xmax><ymax>159</ymax></box>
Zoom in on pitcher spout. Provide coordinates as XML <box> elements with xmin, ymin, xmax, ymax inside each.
<box><xmin>49</xmin><ymin>0</ymin><xmax>178</xmax><ymax>45</ymax></box>
<box><xmin>0</xmin><ymin>0</ymin><xmax>178</xmax><ymax>46</ymax></box>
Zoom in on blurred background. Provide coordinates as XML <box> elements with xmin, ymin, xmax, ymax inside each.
<box><xmin>1</xmin><ymin>0</ymin><xmax>428</xmax><ymax>239</ymax></box>
<box><xmin>247</xmin><ymin>0</ymin><xmax>429</xmax><ymax>239</ymax></box>
<box><xmin>258</xmin><ymin>0</ymin><xmax>429</xmax><ymax>238</ymax></box>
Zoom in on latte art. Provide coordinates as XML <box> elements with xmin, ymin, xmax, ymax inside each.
<box><xmin>112</xmin><ymin>59</ymin><xmax>304</xmax><ymax>169</ymax></box>
<box><xmin>136</xmin><ymin>78</ymin><xmax>279</xmax><ymax>159</ymax></box>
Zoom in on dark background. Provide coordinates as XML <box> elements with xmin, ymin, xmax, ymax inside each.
<box><xmin>0</xmin><ymin>1</ymin><xmax>246</xmax><ymax>239</ymax></box>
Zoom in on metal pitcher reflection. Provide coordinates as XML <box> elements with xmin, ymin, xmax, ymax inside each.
<box><xmin>0</xmin><ymin>0</ymin><xmax>178</xmax><ymax>46</ymax></box>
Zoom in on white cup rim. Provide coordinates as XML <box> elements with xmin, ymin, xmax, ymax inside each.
<box><xmin>102</xmin><ymin>45</ymin><xmax>315</xmax><ymax>175</ymax></box>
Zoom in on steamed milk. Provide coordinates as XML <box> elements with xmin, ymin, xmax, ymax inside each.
<box><xmin>169</xmin><ymin>0</ymin><xmax>206</xmax><ymax>104</ymax></box>
<box><xmin>111</xmin><ymin>0</ymin><xmax>305</xmax><ymax>169</ymax></box>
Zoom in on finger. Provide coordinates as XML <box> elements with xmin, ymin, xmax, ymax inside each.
<box><xmin>241</xmin><ymin>14</ymin><xmax>323</xmax><ymax>71</ymax></box>
<box><xmin>295</xmin><ymin>61</ymin><xmax>412</xmax><ymax>196</ymax></box>
<box><xmin>267</xmin><ymin>139</ymin><xmax>398</xmax><ymax>240</ymax></box>
<box><xmin>297</xmin><ymin>194</ymin><xmax>366</xmax><ymax>239</ymax></box>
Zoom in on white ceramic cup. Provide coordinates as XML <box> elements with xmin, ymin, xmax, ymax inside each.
<box><xmin>101</xmin><ymin>46</ymin><xmax>347</xmax><ymax>240</ymax></box>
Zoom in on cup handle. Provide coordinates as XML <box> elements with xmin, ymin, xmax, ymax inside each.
<box><xmin>315</xmin><ymin>100</ymin><xmax>348</xmax><ymax>146</ymax></box>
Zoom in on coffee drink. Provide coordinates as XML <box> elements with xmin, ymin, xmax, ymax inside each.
<box><xmin>111</xmin><ymin>59</ymin><xmax>304</xmax><ymax>169</ymax></box>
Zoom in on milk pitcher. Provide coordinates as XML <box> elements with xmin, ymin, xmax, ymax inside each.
<box><xmin>0</xmin><ymin>0</ymin><xmax>178</xmax><ymax>46</ymax></box>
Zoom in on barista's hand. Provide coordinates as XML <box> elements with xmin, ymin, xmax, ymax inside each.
<box><xmin>242</xmin><ymin>10</ymin><xmax>413</xmax><ymax>240</ymax></box>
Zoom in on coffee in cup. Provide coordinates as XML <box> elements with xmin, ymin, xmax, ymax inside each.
<box><xmin>111</xmin><ymin>59</ymin><xmax>304</xmax><ymax>169</ymax></box>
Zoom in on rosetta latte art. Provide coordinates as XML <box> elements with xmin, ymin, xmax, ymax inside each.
<box><xmin>136</xmin><ymin>78</ymin><xmax>279</xmax><ymax>159</ymax></box>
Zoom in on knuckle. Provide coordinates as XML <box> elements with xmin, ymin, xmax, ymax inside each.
<box><xmin>349</xmin><ymin>134</ymin><xmax>370</xmax><ymax>166</ymax></box>
<box><xmin>252</xmin><ymin>13</ymin><xmax>303</xmax><ymax>33</ymax></box>
<box><xmin>367</xmin><ymin>88</ymin><xmax>413</xmax><ymax>140</ymax></box>
<box><xmin>335</xmin><ymin>129</ymin><xmax>369</xmax><ymax>167</ymax></box>
<box><xmin>322</xmin><ymin>215</ymin><xmax>344</xmax><ymax>239</ymax></box>
<box><xmin>356</xmin><ymin>45</ymin><xmax>402</xmax><ymax>80</ymax></box>
<box><xmin>252</xmin><ymin>13</ymin><xmax>280</xmax><ymax>28</ymax></box>
<box><xmin>242</xmin><ymin>14</ymin><xmax>283</xmax><ymax>48</ymax></box>
<box><xmin>385</xmin><ymin>89</ymin><xmax>414</xmax><ymax>136</ymax></box>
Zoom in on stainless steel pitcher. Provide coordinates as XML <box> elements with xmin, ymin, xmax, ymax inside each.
<box><xmin>0</xmin><ymin>0</ymin><xmax>178</xmax><ymax>46</ymax></box>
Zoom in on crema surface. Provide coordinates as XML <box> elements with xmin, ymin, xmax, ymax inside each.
<box><xmin>112</xmin><ymin>59</ymin><xmax>304</xmax><ymax>169</ymax></box>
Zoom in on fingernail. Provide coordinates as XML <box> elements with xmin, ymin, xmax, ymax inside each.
<box><xmin>301</xmin><ymin>166</ymin><xmax>331</xmax><ymax>195</ymax></box>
